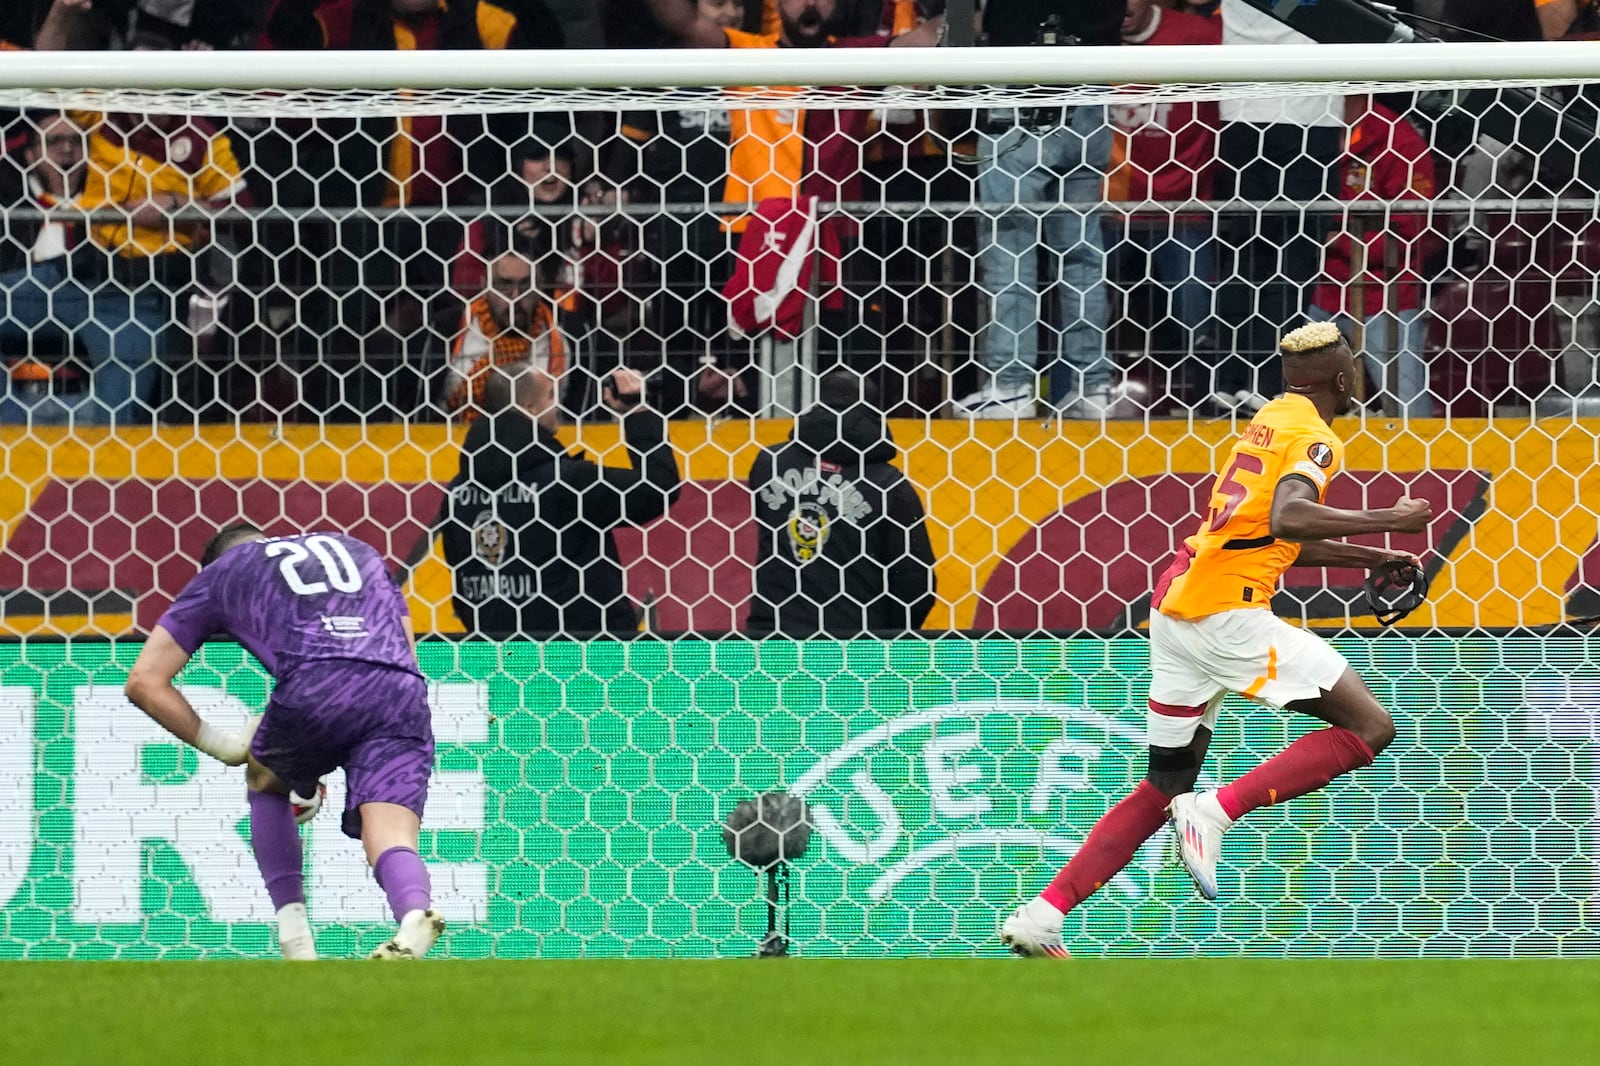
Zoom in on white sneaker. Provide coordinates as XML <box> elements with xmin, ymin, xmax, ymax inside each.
<box><xmin>1058</xmin><ymin>381</ymin><xmax>1146</xmax><ymax>421</ymax></box>
<box><xmin>1168</xmin><ymin>792</ymin><xmax>1232</xmax><ymax>901</ymax></box>
<box><xmin>1056</xmin><ymin>389</ymin><xmax>1115</xmax><ymax>420</ymax></box>
<box><xmin>1000</xmin><ymin>897</ymin><xmax>1070</xmax><ymax>958</ymax></box>
<box><xmin>952</xmin><ymin>383</ymin><xmax>1037</xmax><ymax>420</ymax></box>
<box><xmin>1234</xmin><ymin>389</ymin><xmax>1270</xmax><ymax>413</ymax></box>
<box><xmin>1206</xmin><ymin>390</ymin><xmax>1269</xmax><ymax>417</ymax></box>
<box><xmin>1207</xmin><ymin>389</ymin><xmax>1243</xmax><ymax>413</ymax></box>
<box><xmin>1110</xmin><ymin>379</ymin><xmax>1150</xmax><ymax>417</ymax></box>
<box><xmin>276</xmin><ymin>902</ymin><xmax>316</xmax><ymax>961</ymax></box>
<box><xmin>371</xmin><ymin>908</ymin><xmax>446</xmax><ymax>960</ymax></box>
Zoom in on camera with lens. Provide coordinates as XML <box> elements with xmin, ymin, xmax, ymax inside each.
<box><xmin>979</xmin><ymin>0</ymin><xmax>1123</xmax><ymax>48</ymax></box>
<box><xmin>979</xmin><ymin>1</ymin><xmax>1125</xmax><ymax>129</ymax></box>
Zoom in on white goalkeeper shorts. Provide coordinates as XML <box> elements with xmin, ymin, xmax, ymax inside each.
<box><xmin>1146</xmin><ymin>608</ymin><xmax>1350</xmax><ymax>748</ymax></box>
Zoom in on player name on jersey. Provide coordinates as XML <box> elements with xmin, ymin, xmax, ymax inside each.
<box><xmin>1239</xmin><ymin>422</ymin><xmax>1275</xmax><ymax>450</ymax></box>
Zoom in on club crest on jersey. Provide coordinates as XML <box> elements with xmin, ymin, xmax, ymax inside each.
<box><xmin>787</xmin><ymin>502</ymin><xmax>830</xmax><ymax>563</ymax></box>
<box><xmin>1307</xmin><ymin>442</ymin><xmax>1334</xmax><ymax>469</ymax></box>
<box><xmin>471</xmin><ymin>509</ymin><xmax>508</xmax><ymax>566</ymax></box>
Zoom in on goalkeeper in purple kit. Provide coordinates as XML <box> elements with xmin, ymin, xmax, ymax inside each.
<box><xmin>125</xmin><ymin>523</ymin><xmax>442</xmax><ymax>960</ymax></box>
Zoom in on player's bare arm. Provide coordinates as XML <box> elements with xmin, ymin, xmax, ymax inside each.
<box><xmin>125</xmin><ymin>624</ymin><xmax>255</xmax><ymax>765</ymax></box>
<box><xmin>33</xmin><ymin>0</ymin><xmax>97</xmax><ymax>52</ymax></box>
<box><xmin>644</xmin><ymin>0</ymin><xmax>731</xmax><ymax>48</ymax></box>
<box><xmin>1269</xmin><ymin>476</ymin><xmax>1432</xmax><ymax>542</ymax></box>
<box><xmin>1291</xmin><ymin>539</ymin><xmax>1418</xmax><ymax>571</ymax></box>
<box><xmin>889</xmin><ymin>15</ymin><xmax>944</xmax><ymax>47</ymax></box>
<box><xmin>1538</xmin><ymin>0</ymin><xmax>1580</xmax><ymax>40</ymax></box>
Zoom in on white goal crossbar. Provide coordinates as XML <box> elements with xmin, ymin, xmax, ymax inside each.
<box><xmin>0</xmin><ymin>42</ymin><xmax>1597</xmax><ymax>116</ymax></box>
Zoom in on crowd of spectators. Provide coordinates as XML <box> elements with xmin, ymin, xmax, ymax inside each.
<box><xmin>0</xmin><ymin>0</ymin><xmax>1592</xmax><ymax>426</ymax></box>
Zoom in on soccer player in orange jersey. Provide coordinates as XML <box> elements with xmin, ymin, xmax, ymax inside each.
<box><xmin>1002</xmin><ymin>321</ymin><xmax>1434</xmax><ymax>957</ymax></box>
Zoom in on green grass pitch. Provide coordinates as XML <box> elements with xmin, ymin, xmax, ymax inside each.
<box><xmin>4</xmin><ymin>958</ymin><xmax>1595</xmax><ymax>1065</ymax></box>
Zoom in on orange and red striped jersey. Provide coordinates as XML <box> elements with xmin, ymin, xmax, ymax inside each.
<box><xmin>1106</xmin><ymin>7</ymin><xmax>1221</xmax><ymax>204</ymax></box>
<box><xmin>1153</xmin><ymin>395</ymin><xmax>1345</xmax><ymax>620</ymax></box>
<box><xmin>720</xmin><ymin>27</ymin><xmax>889</xmax><ymax>231</ymax></box>
<box><xmin>79</xmin><ymin>113</ymin><xmax>247</xmax><ymax>258</ymax></box>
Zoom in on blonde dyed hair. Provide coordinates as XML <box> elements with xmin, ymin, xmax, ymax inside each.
<box><xmin>1279</xmin><ymin>321</ymin><xmax>1346</xmax><ymax>355</ymax></box>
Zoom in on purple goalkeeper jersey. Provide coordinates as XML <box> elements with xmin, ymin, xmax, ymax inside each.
<box><xmin>156</xmin><ymin>532</ymin><xmax>421</xmax><ymax>682</ymax></box>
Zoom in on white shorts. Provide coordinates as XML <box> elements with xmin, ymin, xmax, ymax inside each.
<box><xmin>1146</xmin><ymin>609</ymin><xmax>1349</xmax><ymax>748</ymax></box>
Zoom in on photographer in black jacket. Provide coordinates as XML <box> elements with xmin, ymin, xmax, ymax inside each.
<box><xmin>442</xmin><ymin>364</ymin><xmax>682</xmax><ymax>638</ymax></box>
<box><xmin>745</xmin><ymin>370</ymin><xmax>936</xmax><ymax>638</ymax></box>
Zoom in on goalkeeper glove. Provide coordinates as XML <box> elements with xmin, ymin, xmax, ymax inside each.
<box><xmin>289</xmin><ymin>782</ymin><xmax>327</xmax><ymax>825</ymax></box>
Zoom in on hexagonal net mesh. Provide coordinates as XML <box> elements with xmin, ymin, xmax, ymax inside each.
<box><xmin>0</xmin><ymin>45</ymin><xmax>1596</xmax><ymax>959</ymax></box>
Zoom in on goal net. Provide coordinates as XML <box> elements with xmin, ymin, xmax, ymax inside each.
<box><xmin>0</xmin><ymin>41</ymin><xmax>1595</xmax><ymax>960</ymax></box>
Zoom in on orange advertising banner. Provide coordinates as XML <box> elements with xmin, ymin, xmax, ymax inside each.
<box><xmin>0</xmin><ymin>416</ymin><xmax>1594</xmax><ymax>636</ymax></box>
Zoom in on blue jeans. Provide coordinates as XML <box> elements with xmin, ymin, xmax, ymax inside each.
<box><xmin>1118</xmin><ymin>215</ymin><xmax>1218</xmax><ymax>400</ymax></box>
<box><xmin>978</xmin><ymin>105</ymin><xmax>1112</xmax><ymax>406</ymax></box>
<box><xmin>1307</xmin><ymin>305</ymin><xmax>1431</xmax><ymax>417</ymax></box>
<box><xmin>0</xmin><ymin>260</ymin><xmax>165</xmax><ymax>425</ymax></box>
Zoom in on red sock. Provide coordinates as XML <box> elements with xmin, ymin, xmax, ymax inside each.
<box><xmin>1040</xmin><ymin>780</ymin><xmax>1170</xmax><ymax>914</ymax></box>
<box><xmin>1215</xmin><ymin>726</ymin><xmax>1375</xmax><ymax>822</ymax></box>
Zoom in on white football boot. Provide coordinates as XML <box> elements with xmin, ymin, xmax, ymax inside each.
<box><xmin>371</xmin><ymin>909</ymin><xmax>447</xmax><ymax>960</ymax></box>
<box><xmin>1000</xmin><ymin>898</ymin><xmax>1071</xmax><ymax>958</ymax></box>
<box><xmin>276</xmin><ymin>902</ymin><xmax>316</xmax><ymax>961</ymax></box>
<box><xmin>1168</xmin><ymin>791</ymin><xmax>1233</xmax><ymax>901</ymax></box>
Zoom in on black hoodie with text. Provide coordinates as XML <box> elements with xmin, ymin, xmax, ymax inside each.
<box><xmin>745</xmin><ymin>404</ymin><xmax>936</xmax><ymax>638</ymax></box>
<box><xmin>442</xmin><ymin>406</ymin><xmax>681</xmax><ymax>637</ymax></box>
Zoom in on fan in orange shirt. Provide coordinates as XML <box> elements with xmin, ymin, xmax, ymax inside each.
<box><xmin>644</xmin><ymin>0</ymin><xmax>941</xmax><ymax>227</ymax></box>
<box><xmin>1002</xmin><ymin>321</ymin><xmax>1435</xmax><ymax>958</ymax></box>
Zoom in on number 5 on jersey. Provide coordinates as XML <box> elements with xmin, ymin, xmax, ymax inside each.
<box><xmin>1207</xmin><ymin>454</ymin><xmax>1265</xmax><ymax>533</ymax></box>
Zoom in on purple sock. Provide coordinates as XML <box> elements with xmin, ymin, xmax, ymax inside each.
<box><xmin>248</xmin><ymin>790</ymin><xmax>304</xmax><ymax>911</ymax></box>
<box><xmin>373</xmin><ymin>846</ymin><xmax>431</xmax><ymax>921</ymax></box>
